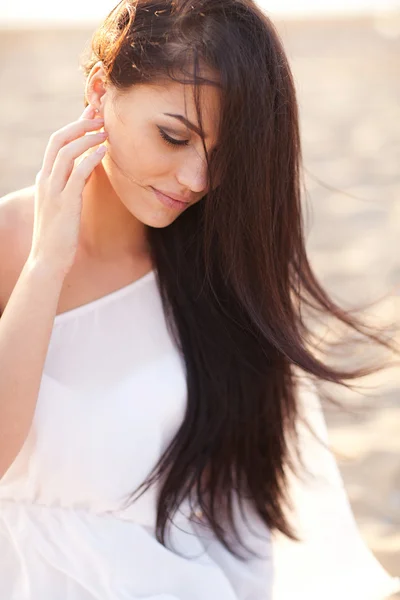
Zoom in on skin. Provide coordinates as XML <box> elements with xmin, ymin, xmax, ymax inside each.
<box><xmin>80</xmin><ymin>62</ymin><xmax>221</xmax><ymax>264</ymax></box>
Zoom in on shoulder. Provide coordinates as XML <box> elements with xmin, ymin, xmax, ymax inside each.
<box><xmin>0</xmin><ymin>185</ymin><xmax>35</xmax><ymax>234</ymax></box>
<box><xmin>0</xmin><ymin>185</ymin><xmax>35</xmax><ymax>229</ymax></box>
<box><xmin>0</xmin><ymin>185</ymin><xmax>35</xmax><ymax>313</ymax></box>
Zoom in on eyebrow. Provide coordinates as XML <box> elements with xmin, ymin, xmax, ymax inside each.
<box><xmin>163</xmin><ymin>113</ymin><xmax>207</xmax><ymax>139</ymax></box>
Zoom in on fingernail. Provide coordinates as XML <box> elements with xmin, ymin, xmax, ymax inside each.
<box><xmin>83</xmin><ymin>105</ymin><xmax>95</xmax><ymax>116</ymax></box>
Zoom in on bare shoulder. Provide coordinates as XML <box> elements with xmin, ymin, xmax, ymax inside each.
<box><xmin>0</xmin><ymin>185</ymin><xmax>35</xmax><ymax>228</ymax></box>
<box><xmin>0</xmin><ymin>185</ymin><xmax>35</xmax><ymax>313</ymax></box>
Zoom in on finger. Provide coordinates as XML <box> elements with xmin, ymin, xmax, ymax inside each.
<box><xmin>41</xmin><ymin>117</ymin><xmax>105</xmax><ymax>178</ymax></box>
<box><xmin>50</xmin><ymin>131</ymin><xmax>108</xmax><ymax>192</ymax></box>
<box><xmin>64</xmin><ymin>145</ymin><xmax>108</xmax><ymax>196</ymax></box>
<box><xmin>79</xmin><ymin>105</ymin><xmax>95</xmax><ymax>120</ymax></box>
<box><xmin>80</xmin><ymin>105</ymin><xmax>103</xmax><ymax>125</ymax></box>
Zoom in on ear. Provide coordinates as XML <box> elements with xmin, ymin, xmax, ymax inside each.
<box><xmin>85</xmin><ymin>61</ymin><xmax>108</xmax><ymax>116</ymax></box>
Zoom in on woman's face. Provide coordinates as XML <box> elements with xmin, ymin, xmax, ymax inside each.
<box><xmin>89</xmin><ymin>66</ymin><xmax>221</xmax><ymax>229</ymax></box>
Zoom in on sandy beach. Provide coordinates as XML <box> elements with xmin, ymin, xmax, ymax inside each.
<box><xmin>0</xmin><ymin>12</ymin><xmax>399</xmax><ymax>595</ymax></box>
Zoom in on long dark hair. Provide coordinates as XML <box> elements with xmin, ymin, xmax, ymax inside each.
<box><xmin>80</xmin><ymin>0</ymin><xmax>399</xmax><ymax>560</ymax></box>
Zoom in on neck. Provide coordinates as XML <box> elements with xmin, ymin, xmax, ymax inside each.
<box><xmin>78</xmin><ymin>163</ymin><xmax>151</xmax><ymax>263</ymax></box>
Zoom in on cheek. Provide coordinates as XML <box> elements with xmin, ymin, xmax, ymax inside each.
<box><xmin>107</xmin><ymin>126</ymin><xmax>172</xmax><ymax>182</ymax></box>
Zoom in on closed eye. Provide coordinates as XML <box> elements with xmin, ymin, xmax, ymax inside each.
<box><xmin>157</xmin><ymin>126</ymin><xmax>189</xmax><ymax>148</ymax></box>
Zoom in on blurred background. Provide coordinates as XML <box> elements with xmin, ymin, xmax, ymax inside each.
<box><xmin>0</xmin><ymin>0</ymin><xmax>399</xmax><ymax>589</ymax></box>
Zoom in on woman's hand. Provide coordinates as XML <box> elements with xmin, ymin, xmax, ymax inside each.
<box><xmin>29</xmin><ymin>104</ymin><xmax>107</xmax><ymax>277</ymax></box>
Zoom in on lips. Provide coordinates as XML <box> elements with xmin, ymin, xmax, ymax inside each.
<box><xmin>153</xmin><ymin>188</ymin><xmax>191</xmax><ymax>204</ymax></box>
<box><xmin>152</xmin><ymin>187</ymin><xmax>190</xmax><ymax>211</ymax></box>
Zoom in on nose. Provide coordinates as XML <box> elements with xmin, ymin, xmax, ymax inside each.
<box><xmin>175</xmin><ymin>148</ymin><xmax>209</xmax><ymax>195</ymax></box>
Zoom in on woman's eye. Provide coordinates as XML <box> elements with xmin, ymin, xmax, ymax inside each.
<box><xmin>158</xmin><ymin>127</ymin><xmax>189</xmax><ymax>148</ymax></box>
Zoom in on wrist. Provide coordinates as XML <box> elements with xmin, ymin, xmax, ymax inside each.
<box><xmin>24</xmin><ymin>255</ymin><xmax>67</xmax><ymax>288</ymax></box>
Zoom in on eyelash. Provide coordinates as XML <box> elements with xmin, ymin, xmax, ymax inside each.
<box><xmin>158</xmin><ymin>127</ymin><xmax>189</xmax><ymax>148</ymax></box>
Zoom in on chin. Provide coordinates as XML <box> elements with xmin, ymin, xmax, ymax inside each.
<box><xmin>122</xmin><ymin>194</ymin><xmax>187</xmax><ymax>229</ymax></box>
<box><xmin>140</xmin><ymin>212</ymin><xmax>179</xmax><ymax>229</ymax></box>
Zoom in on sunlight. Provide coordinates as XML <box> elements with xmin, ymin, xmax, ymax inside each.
<box><xmin>0</xmin><ymin>0</ymin><xmax>399</xmax><ymax>26</ymax></box>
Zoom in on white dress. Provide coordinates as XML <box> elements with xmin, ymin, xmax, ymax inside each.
<box><xmin>0</xmin><ymin>268</ymin><xmax>399</xmax><ymax>600</ymax></box>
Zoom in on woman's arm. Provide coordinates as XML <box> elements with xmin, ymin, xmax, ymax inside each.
<box><xmin>0</xmin><ymin>202</ymin><xmax>65</xmax><ymax>480</ymax></box>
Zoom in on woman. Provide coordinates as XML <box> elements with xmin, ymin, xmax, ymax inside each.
<box><xmin>0</xmin><ymin>0</ymin><xmax>398</xmax><ymax>598</ymax></box>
